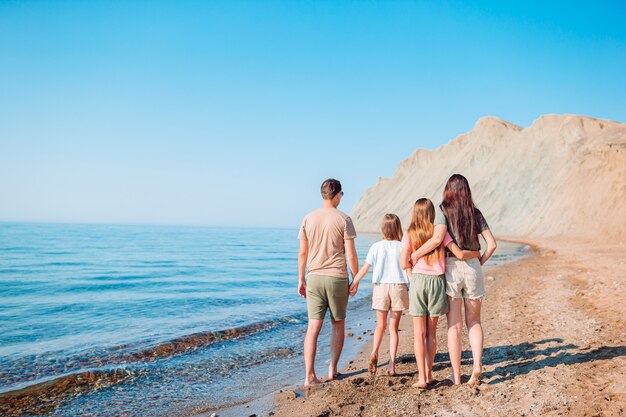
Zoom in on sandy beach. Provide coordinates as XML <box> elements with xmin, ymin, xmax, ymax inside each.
<box><xmin>271</xmin><ymin>239</ymin><xmax>626</xmax><ymax>416</ymax></box>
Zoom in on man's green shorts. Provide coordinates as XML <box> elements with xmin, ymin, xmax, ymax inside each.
<box><xmin>306</xmin><ymin>274</ymin><xmax>349</xmax><ymax>321</ymax></box>
<box><xmin>409</xmin><ymin>273</ymin><xmax>449</xmax><ymax>317</ymax></box>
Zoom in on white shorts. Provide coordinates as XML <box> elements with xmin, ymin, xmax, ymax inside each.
<box><xmin>372</xmin><ymin>283</ymin><xmax>409</xmax><ymax>311</ymax></box>
<box><xmin>445</xmin><ymin>257</ymin><xmax>487</xmax><ymax>299</ymax></box>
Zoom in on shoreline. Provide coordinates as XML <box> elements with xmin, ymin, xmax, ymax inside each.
<box><xmin>208</xmin><ymin>239</ymin><xmax>531</xmax><ymax>417</ymax></box>
<box><xmin>192</xmin><ymin>296</ymin><xmax>379</xmax><ymax>417</ymax></box>
<box><xmin>270</xmin><ymin>238</ymin><xmax>626</xmax><ymax>416</ymax></box>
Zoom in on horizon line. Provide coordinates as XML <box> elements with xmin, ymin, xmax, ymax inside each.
<box><xmin>0</xmin><ymin>219</ymin><xmax>299</xmax><ymax>230</ymax></box>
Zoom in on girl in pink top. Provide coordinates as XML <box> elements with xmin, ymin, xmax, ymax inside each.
<box><xmin>400</xmin><ymin>198</ymin><xmax>479</xmax><ymax>389</ymax></box>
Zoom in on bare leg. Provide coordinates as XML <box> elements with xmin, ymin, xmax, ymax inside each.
<box><xmin>328</xmin><ymin>319</ymin><xmax>345</xmax><ymax>380</ymax></box>
<box><xmin>446</xmin><ymin>297</ymin><xmax>463</xmax><ymax>385</ymax></box>
<box><xmin>304</xmin><ymin>319</ymin><xmax>324</xmax><ymax>385</ymax></box>
<box><xmin>464</xmin><ymin>298</ymin><xmax>484</xmax><ymax>384</ymax></box>
<box><xmin>387</xmin><ymin>311</ymin><xmax>403</xmax><ymax>374</ymax></box>
<box><xmin>412</xmin><ymin>316</ymin><xmax>428</xmax><ymax>386</ymax></box>
<box><xmin>370</xmin><ymin>310</ymin><xmax>387</xmax><ymax>375</ymax></box>
<box><xmin>425</xmin><ymin>316</ymin><xmax>439</xmax><ymax>383</ymax></box>
<box><xmin>372</xmin><ymin>310</ymin><xmax>388</xmax><ymax>358</ymax></box>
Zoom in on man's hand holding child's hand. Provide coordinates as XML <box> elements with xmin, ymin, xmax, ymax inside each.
<box><xmin>349</xmin><ymin>282</ymin><xmax>359</xmax><ymax>296</ymax></box>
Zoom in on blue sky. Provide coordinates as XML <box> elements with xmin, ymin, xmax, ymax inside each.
<box><xmin>1</xmin><ymin>0</ymin><xmax>625</xmax><ymax>227</ymax></box>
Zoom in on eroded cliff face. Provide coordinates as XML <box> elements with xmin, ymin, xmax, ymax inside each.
<box><xmin>351</xmin><ymin>114</ymin><xmax>626</xmax><ymax>242</ymax></box>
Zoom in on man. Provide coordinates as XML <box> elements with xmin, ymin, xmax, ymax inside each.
<box><xmin>298</xmin><ymin>178</ymin><xmax>359</xmax><ymax>386</ymax></box>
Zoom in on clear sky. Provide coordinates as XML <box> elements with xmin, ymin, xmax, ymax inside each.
<box><xmin>1</xmin><ymin>0</ymin><xmax>625</xmax><ymax>228</ymax></box>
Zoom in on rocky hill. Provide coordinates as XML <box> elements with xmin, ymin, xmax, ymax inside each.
<box><xmin>351</xmin><ymin>114</ymin><xmax>626</xmax><ymax>242</ymax></box>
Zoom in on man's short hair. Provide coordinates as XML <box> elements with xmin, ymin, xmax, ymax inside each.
<box><xmin>320</xmin><ymin>178</ymin><xmax>342</xmax><ymax>200</ymax></box>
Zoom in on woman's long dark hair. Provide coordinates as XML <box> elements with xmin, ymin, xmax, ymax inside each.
<box><xmin>440</xmin><ymin>174</ymin><xmax>480</xmax><ymax>249</ymax></box>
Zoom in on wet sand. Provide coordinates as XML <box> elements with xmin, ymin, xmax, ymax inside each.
<box><xmin>271</xmin><ymin>239</ymin><xmax>626</xmax><ymax>417</ymax></box>
<box><xmin>0</xmin><ymin>320</ymin><xmax>299</xmax><ymax>416</ymax></box>
<box><xmin>192</xmin><ymin>301</ymin><xmax>379</xmax><ymax>417</ymax></box>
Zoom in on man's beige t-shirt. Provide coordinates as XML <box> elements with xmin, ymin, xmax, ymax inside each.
<box><xmin>298</xmin><ymin>207</ymin><xmax>357</xmax><ymax>278</ymax></box>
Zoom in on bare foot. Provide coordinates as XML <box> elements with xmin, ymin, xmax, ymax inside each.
<box><xmin>412</xmin><ymin>381</ymin><xmax>428</xmax><ymax>390</ymax></box>
<box><xmin>327</xmin><ymin>365</ymin><xmax>343</xmax><ymax>381</ymax></box>
<box><xmin>447</xmin><ymin>375</ymin><xmax>461</xmax><ymax>385</ymax></box>
<box><xmin>304</xmin><ymin>376</ymin><xmax>322</xmax><ymax>386</ymax></box>
<box><xmin>426</xmin><ymin>372</ymin><xmax>433</xmax><ymax>385</ymax></box>
<box><xmin>368</xmin><ymin>354</ymin><xmax>378</xmax><ymax>375</ymax></box>
<box><xmin>468</xmin><ymin>371</ymin><xmax>482</xmax><ymax>386</ymax></box>
<box><xmin>386</xmin><ymin>358</ymin><xmax>396</xmax><ymax>376</ymax></box>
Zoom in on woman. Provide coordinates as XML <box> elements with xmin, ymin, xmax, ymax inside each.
<box><xmin>410</xmin><ymin>174</ymin><xmax>497</xmax><ymax>385</ymax></box>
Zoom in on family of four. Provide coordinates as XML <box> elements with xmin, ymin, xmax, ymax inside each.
<box><xmin>297</xmin><ymin>176</ymin><xmax>497</xmax><ymax>388</ymax></box>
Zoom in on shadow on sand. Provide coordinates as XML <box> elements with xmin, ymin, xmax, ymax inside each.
<box><xmin>393</xmin><ymin>338</ymin><xmax>625</xmax><ymax>385</ymax></box>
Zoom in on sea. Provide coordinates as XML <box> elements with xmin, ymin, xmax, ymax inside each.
<box><xmin>0</xmin><ymin>222</ymin><xmax>529</xmax><ymax>416</ymax></box>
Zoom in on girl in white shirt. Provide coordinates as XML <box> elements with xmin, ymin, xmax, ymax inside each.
<box><xmin>349</xmin><ymin>214</ymin><xmax>408</xmax><ymax>376</ymax></box>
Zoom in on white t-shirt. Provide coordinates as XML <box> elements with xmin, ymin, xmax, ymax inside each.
<box><xmin>365</xmin><ymin>240</ymin><xmax>409</xmax><ymax>285</ymax></box>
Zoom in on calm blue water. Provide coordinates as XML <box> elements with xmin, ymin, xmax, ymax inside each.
<box><xmin>0</xmin><ymin>222</ymin><xmax>528</xmax><ymax>416</ymax></box>
<box><xmin>1</xmin><ymin>224</ymin><xmax>312</xmax><ymax>362</ymax></box>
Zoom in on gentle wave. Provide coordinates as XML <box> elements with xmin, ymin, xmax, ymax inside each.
<box><xmin>0</xmin><ymin>368</ymin><xmax>150</xmax><ymax>416</ymax></box>
<box><xmin>0</xmin><ymin>313</ymin><xmax>306</xmax><ymax>395</ymax></box>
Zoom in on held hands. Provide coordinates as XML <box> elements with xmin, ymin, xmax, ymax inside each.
<box><xmin>298</xmin><ymin>280</ymin><xmax>306</xmax><ymax>298</ymax></box>
<box><xmin>348</xmin><ymin>264</ymin><xmax>369</xmax><ymax>297</ymax></box>
<box><xmin>349</xmin><ymin>282</ymin><xmax>359</xmax><ymax>297</ymax></box>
